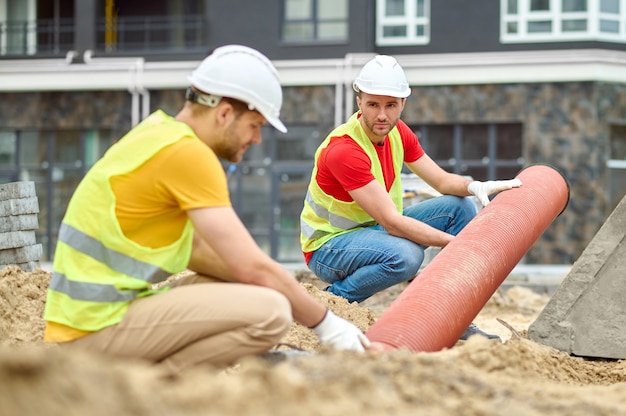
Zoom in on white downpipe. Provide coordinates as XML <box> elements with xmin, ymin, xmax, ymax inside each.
<box><xmin>128</xmin><ymin>57</ymin><xmax>147</xmax><ymax>126</ymax></box>
<box><xmin>141</xmin><ymin>86</ymin><xmax>150</xmax><ymax>120</ymax></box>
<box><xmin>82</xmin><ymin>49</ymin><xmax>147</xmax><ymax>126</ymax></box>
<box><xmin>133</xmin><ymin>58</ymin><xmax>150</xmax><ymax>121</ymax></box>
<box><xmin>343</xmin><ymin>53</ymin><xmax>354</xmax><ymax>123</ymax></box>
<box><xmin>130</xmin><ymin>86</ymin><xmax>139</xmax><ymax>126</ymax></box>
<box><xmin>128</xmin><ymin>62</ymin><xmax>139</xmax><ymax>126</ymax></box>
<box><xmin>334</xmin><ymin>62</ymin><xmax>343</xmax><ymax>127</ymax></box>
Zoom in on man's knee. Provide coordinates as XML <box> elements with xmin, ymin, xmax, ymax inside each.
<box><xmin>388</xmin><ymin>244</ymin><xmax>424</xmax><ymax>280</ymax></box>
<box><xmin>256</xmin><ymin>289</ymin><xmax>292</xmax><ymax>342</ymax></box>
<box><xmin>451</xmin><ymin>196</ymin><xmax>477</xmax><ymax>231</ymax></box>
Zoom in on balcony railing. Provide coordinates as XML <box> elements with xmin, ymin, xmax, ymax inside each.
<box><xmin>0</xmin><ymin>15</ymin><xmax>206</xmax><ymax>57</ymax></box>
<box><xmin>0</xmin><ymin>18</ymin><xmax>74</xmax><ymax>56</ymax></box>
<box><xmin>97</xmin><ymin>15</ymin><xmax>206</xmax><ymax>53</ymax></box>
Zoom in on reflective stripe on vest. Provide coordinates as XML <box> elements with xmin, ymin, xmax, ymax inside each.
<box><xmin>48</xmin><ymin>223</ymin><xmax>172</xmax><ymax>303</ymax></box>
<box><xmin>300</xmin><ymin>191</ymin><xmax>376</xmax><ymax>240</ymax></box>
<box><xmin>49</xmin><ymin>272</ymin><xmax>139</xmax><ymax>303</ymax></box>
<box><xmin>58</xmin><ymin>223</ymin><xmax>171</xmax><ymax>284</ymax></box>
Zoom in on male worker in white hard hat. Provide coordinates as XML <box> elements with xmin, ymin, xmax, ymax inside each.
<box><xmin>43</xmin><ymin>44</ymin><xmax>369</xmax><ymax>375</ymax></box>
<box><xmin>300</xmin><ymin>55</ymin><xmax>522</xmax><ymax>341</ymax></box>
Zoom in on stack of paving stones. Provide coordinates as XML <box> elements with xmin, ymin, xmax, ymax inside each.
<box><xmin>0</xmin><ymin>181</ymin><xmax>43</xmax><ymax>272</ymax></box>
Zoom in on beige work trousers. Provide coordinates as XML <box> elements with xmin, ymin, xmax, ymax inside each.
<box><xmin>60</xmin><ymin>274</ymin><xmax>292</xmax><ymax>375</ymax></box>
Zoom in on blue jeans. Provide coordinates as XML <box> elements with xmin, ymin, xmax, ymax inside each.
<box><xmin>308</xmin><ymin>195</ymin><xmax>477</xmax><ymax>303</ymax></box>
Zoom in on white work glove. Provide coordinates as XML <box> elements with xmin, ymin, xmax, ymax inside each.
<box><xmin>468</xmin><ymin>179</ymin><xmax>522</xmax><ymax>207</ymax></box>
<box><xmin>312</xmin><ymin>310</ymin><xmax>371</xmax><ymax>352</ymax></box>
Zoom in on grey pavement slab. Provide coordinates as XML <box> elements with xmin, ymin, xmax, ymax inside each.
<box><xmin>0</xmin><ymin>261</ymin><xmax>41</xmax><ymax>273</ymax></box>
<box><xmin>0</xmin><ymin>230</ymin><xmax>37</xmax><ymax>250</ymax></box>
<box><xmin>0</xmin><ymin>181</ymin><xmax>36</xmax><ymax>201</ymax></box>
<box><xmin>528</xmin><ymin>194</ymin><xmax>626</xmax><ymax>359</ymax></box>
<box><xmin>0</xmin><ymin>214</ymin><xmax>39</xmax><ymax>233</ymax></box>
<box><xmin>0</xmin><ymin>197</ymin><xmax>40</xmax><ymax>216</ymax></box>
<box><xmin>0</xmin><ymin>244</ymin><xmax>42</xmax><ymax>264</ymax></box>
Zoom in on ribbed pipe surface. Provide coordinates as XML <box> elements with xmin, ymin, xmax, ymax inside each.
<box><xmin>366</xmin><ymin>164</ymin><xmax>569</xmax><ymax>351</ymax></box>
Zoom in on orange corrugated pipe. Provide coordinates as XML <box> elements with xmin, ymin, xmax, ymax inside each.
<box><xmin>366</xmin><ymin>164</ymin><xmax>569</xmax><ymax>351</ymax></box>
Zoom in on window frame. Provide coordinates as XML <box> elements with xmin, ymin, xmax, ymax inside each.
<box><xmin>281</xmin><ymin>0</ymin><xmax>349</xmax><ymax>43</ymax></box>
<box><xmin>501</xmin><ymin>0</ymin><xmax>626</xmax><ymax>44</ymax></box>
<box><xmin>0</xmin><ymin>0</ymin><xmax>38</xmax><ymax>56</ymax></box>
<box><xmin>228</xmin><ymin>124</ymin><xmax>318</xmax><ymax>262</ymax></box>
<box><xmin>606</xmin><ymin>123</ymin><xmax>626</xmax><ymax>216</ymax></box>
<box><xmin>409</xmin><ymin>122</ymin><xmax>525</xmax><ymax>182</ymax></box>
<box><xmin>376</xmin><ymin>0</ymin><xmax>431</xmax><ymax>46</ymax></box>
<box><xmin>0</xmin><ymin>127</ymin><xmax>116</xmax><ymax>261</ymax></box>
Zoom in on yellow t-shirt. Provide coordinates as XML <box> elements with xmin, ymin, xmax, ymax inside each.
<box><xmin>45</xmin><ymin>136</ymin><xmax>230</xmax><ymax>342</ymax></box>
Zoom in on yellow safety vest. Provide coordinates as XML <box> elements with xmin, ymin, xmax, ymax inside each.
<box><xmin>300</xmin><ymin>112</ymin><xmax>404</xmax><ymax>253</ymax></box>
<box><xmin>44</xmin><ymin>110</ymin><xmax>195</xmax><ymax>332</ymax></box>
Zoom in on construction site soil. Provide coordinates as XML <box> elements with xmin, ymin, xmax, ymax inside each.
<box><xmin>2</xmin><ymin>265</ymin><xmax>626</xmax><ymax>416</ymax></box>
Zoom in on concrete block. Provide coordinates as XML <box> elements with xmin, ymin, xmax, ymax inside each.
<box><xmin>0</xmin><ymin>230</ymin><xmax>37</xmax><ymax>250</ymax></box>
<box><xmin>0</xmin><ymin>244</ymin><xmax>42</xmax><ymax>264</ymax></box>
<box><xmin>528</xmin><ymin>193</ymin><xmax>626</xmax><ymax>359</ymax></box>
<box><xmin>0</xmin><ymin>214</ymin><xmax>39</xmax><ymax>233</ymax></box>
<box><xmin>0</xmin><ymin>197</ymin><xmax>40</xmax><ymax>216</ymax></box>
<box><xmin>0</xmin><ymin>261</ymin><xmax>40</xmax><ymax>273</ymax></box>
<box><xmin>0</xmin><ymin>181</ymin><xmax>36</xmax><ymax>201</ymax></box>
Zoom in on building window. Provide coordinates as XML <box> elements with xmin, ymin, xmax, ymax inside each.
<box><xmin>410</xmin><ymin>123</ymin><xmax>525</xmax><ymax>181</ymax></box>
<box><xmin>607</xmin><ymin>124</ymin><xmax>626</xmax><ymax>216</ymax></box>
<box><xmin>376</xmin><ymin>0</ymin><xmax>430</xmax><ymax>46</ymax></box>
<box><xmin>282</xmin><ymin>0</ymin><xmax>348</xmax><ymax>43</ymax></box>
<box><xmin>228</xmin><ymin>125</ymin><xmax>320</xmax><ymax>261</ymax></box>
<box><xmin>0</xmin><ymin>0</ymin><xmax>74</xmax><ymax>56</ymax></box>
<box><xmin>0</xmin><ymin>128</ymin><xmax>115</xmax><ymax>261</ymax></box>
<box><xmin>0</xmin><ymin>131</ymin><xmax>16</xmax><ymax>176</ymax></box>
<box><xmin>501</xmin><ymin>0</ymin><xmax>626</xmax><ymax>43</ymax></box>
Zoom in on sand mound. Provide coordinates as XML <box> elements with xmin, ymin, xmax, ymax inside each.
<box><xmin>2</xmin><ymin>265</ymin><xmax>626</xmax><ymax>416</ymax></box>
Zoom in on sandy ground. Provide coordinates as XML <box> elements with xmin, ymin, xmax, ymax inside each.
<box><xmin>2</xmin><ymin>265</ymin><xmax>626</xmax><ymax>416</ymax></box>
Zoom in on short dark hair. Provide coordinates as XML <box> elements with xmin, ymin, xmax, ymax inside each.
<box><xmin>185</xmin><ymin>88</ymin><xmax>250</xmax><ymax>118</ymax></box>
<box><xmin>221</xmin><ymin>97</ymin><xmax>249</xmax><ymax>115</ymax></box>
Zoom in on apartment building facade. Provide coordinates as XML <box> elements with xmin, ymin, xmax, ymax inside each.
<box><xmin>1</xmin><ymin>0</ymin><xmax>625</xmax><ymax>264</ymax></box>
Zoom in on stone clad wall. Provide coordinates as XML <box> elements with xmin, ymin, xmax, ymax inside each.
<box><xmin>402</xmin><ymin>81</ymin><xmax>625</xmax><ymax>263</ymax></box>
<box><xmin>2</xmin><ymin>81</ymin><xmax>626</xmax><ymax>264</ymax></box>
<box><xmin>0</xmin><ymin>91</ymin><xmax>132</xmax><ymax>129</ymax></box>
<box><xmin>281</xmin><ymin>85</ymin><xmax>337</xmax><ymax>135</ymax></box>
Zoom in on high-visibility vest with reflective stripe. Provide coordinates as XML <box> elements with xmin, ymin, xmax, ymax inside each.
<box><xmin>44</xmin><ymin>110</ymin><xmax>195</xmax><ymax>332</ymax></box>
<box><xmin>300</xmin><ymin>112</ymin><xmax>404</xmax><ymax>253</ymax></box>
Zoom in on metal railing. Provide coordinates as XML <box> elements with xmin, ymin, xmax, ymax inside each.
<box><xmin>0</xmin><ymin>18</ymin><xmax>74</xmax><ymax>56</ymax></box>
<box><xmin>0</xmin><ymin>15</ymin><xmax>206</xmax><ymax>57</ymax></box>
<box><xmin>96</xmin><ymin>15</ymin><xmax>206</xmax><ymax>53</ymax></box>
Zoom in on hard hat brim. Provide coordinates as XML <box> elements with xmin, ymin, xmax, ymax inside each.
<box><xmin>266</xmin><ymin>115</ymin><xmax>287</xmax><ymax>133</ymax></box>
<box><xmin>353</xmin><ymin>82</ymin><xmax>411</xmax><ymax>98</ymax></box>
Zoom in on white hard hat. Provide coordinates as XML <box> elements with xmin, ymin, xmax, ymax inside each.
<box><xmin>353</xmin><ymin>55</ymin><xmax>411</xmax><ymax>98</ymax></box>
<box><xmin>188</xmin><ymin>45</ymin><xmax>287</xmax><ymax>133</ymax></box>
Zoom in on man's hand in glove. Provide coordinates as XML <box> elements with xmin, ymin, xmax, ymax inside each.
<box><xmin>312</xmin><ymin>310</ymin><xmax>371</xmax><ymax>352</ymax></box>
<box><xmin>468</xmin><ymin>179</ymin><xmax>522</xmax><ymax>207</ymax></box>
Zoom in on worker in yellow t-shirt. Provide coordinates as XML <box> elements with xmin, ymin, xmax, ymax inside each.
<box><xmin>43</xmin><ymin>45</ymin><xmax>369</xmax><ymax>375</ymax></box>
